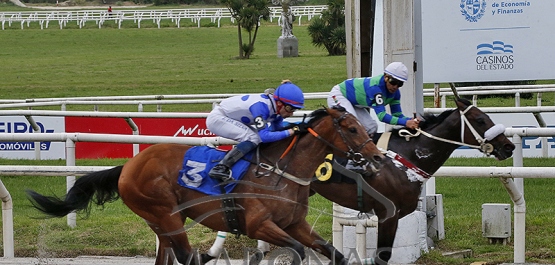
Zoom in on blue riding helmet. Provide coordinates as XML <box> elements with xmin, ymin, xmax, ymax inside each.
<box><xmin>274</xmin><ymin>82</ymin><xmax>305</xmax><ymax>109</ymax></box>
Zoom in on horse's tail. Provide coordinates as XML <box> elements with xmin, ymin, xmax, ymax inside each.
<box><xmin>26</xmin><ymin>165</ymin><xmax>123</xmax><ymax>218</ymax></box>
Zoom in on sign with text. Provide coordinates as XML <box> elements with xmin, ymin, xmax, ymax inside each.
<box><xmin>421</xmin><ymin>0</ymin><xmax>554</xmax><ymax>83</ymax></box>
<box><xmin>0</xmin><ymin>116</ymin><xmax>65</xmax><ymax>159</ymax></box>
<box><xmin>65</xmin><ymin>117</ymin><xmax>215</xmax><ymax>159</ymax></box>
<box><xmin>1</xmin><ymin>114</ymin><xmax>554</xmax><ymax>159</ymax></box>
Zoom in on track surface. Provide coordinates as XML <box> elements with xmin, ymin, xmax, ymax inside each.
<box><xmin>2</xmin><ymin>256</ymin><xmax>539</xmax><ymax>265</ymax></box>
<box><xmin>0</xmin><ymin>256</ymin><xmax>155</xmax><ymax>265</ymax></box>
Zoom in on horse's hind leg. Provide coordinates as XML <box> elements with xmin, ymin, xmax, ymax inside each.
<box><xmin>284</xmin><ymin>221</ymin><xmax>347</xmax><ymax>265</ymax></box>
<box><xmin>146</xmin><ymin>217</ymin><xmax>199</xmax><ymax>265</ymax></box>
<box><xmin>153</xmin><ymin>233</ymin><xmax>177</xmax><ymax>265</ymax></box>
<box><xmin>122</xmin><ymin>189</ymin><xmax>196</xmax><ymax>265</ymax></box>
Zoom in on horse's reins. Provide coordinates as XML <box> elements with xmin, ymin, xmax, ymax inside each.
<box><xmin>398</xmin><ymin>105</ymin><xmax>505</xmax><ymax>155</ymax></box>
<box><xmin>385</xmin><ymin>104</ymin><xmax>506</xmax><ymax>182</ymax></box>
<box><xmin>257</xmin><ymin>112</ymin><xmax>376</xmax><ymax>186</ymax></box>
<box><xmin>307</xmin><ymin>112</ymin><xmax>375</xmax><ymax>167</ymax></box>
<box><xmin>257</xmin><ymin>135</ymin><xmax>311</xmax><ymax>186</ymax></box>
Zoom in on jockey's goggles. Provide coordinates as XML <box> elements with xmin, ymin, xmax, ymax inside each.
<box><xmin>284</xmin><ymin>104</ymin><xmax>300</xmax><ymax>113</ymax></box>
<box><xmin>388</xmin><ymin>77</ymin><xmax>404</xmax><ymax>87</ymax></box>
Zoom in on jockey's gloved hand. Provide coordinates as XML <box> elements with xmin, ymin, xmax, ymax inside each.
<box><xmin>292</xmin><ymin>123</ymin><xmax>310</xmax><ymax>135</ymax></box>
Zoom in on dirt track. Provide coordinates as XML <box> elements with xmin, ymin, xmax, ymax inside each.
<box><xmin>0</xmin><ymin>256</ymin><xmax>155</xmax><ymax>265</ymax></box>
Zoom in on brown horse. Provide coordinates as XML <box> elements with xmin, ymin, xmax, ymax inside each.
<box><xmin>201</xmin><ymin>98</ymin><xmax>515</xmax><ymax>265</ymax></box>
<box><xmin>26</xmin><ymin>106</ymin><xmax>384</xmax><ymax>265</ymax></box>
<box><xmin>310</xmin><ymin>98</ymin><xmax>515</xmax><ymax>264</ymax></box>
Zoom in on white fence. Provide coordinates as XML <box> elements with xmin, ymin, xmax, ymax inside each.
<box><xmin>0</xmin><ymin>92</ymin><xmax>329</xmax><ymax>112</ymax></box>
<box><xmin>0</xmin><ymin>5</ymin><xmax>327</xmax><ymax>30</ymax></box>
<box><xmin>0</xmin><ymin>84</ymin><xmax>553</xmax><ymax>112</ymax></box>
<box><xmin>425</xmin><ymin>84</ymin><xmax>555</xmax><ymax>107</ymax></box>
<box><xmin>0</xmin><ymin>132</ymin><xmax>238</xmax><ymax>258</ymax></box>
<box><xmin>0</xmin><ymin>89</ymin><xmax>555</xmax><ymax>262</ymax></box>
<box><xmin>0</xmin><ymin>128</ymin><xmax>553</xmax><ymax>263</ymax></box>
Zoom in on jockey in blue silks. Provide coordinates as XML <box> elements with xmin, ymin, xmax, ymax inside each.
<box><xmin>206</xmin><ymin>80</ymin><xmax>305</xmax><ymax>182</ymax></box>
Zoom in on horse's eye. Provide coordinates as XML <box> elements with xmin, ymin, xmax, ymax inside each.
<box><xmin>349</xmin><ymin>127</ymin><xmax>357</xmax><ymax>133</ymax></box>
<box><xmin>476</xmin><ymin>117</ymin><xmax>486</xmax><ymax>125</ymax></box>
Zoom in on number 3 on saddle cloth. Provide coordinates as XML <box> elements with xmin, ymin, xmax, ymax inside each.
<box><xmin>177</xmin><ymin>146</ymin><xmax>253</xmax><ymax>195</ymax></box>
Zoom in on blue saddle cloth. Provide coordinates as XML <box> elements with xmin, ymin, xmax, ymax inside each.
<box><xmin>177</xmin><ymin>146</ymin><xmax>253</xmax><ymax>195</ymax></box>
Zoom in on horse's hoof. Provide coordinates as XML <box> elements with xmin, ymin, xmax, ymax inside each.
<box><xmin>200</xmin><ymin>253</ymin><xmax>215</xmax><ymax>264</ymax></box>
<box><xmin>249</xmin><ymin>251</ymin><xmax>265</xmax><ymax>265</ymax></box>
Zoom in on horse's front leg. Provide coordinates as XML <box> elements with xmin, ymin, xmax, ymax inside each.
<box><xmin>374</xmin><ymin>210</ymin><xmax>400</xmax><ymax>265</ymax></box>
<box><xmin>284</xmin><ymin>221</ymin><xmax>348</xmax><ymax>265</ymax></box>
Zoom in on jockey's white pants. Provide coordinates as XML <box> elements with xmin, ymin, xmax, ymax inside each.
<box><xmin>327</xmin><ymin>85</ymin><xmax>378</xmax><ymax>135</ymax></box>
<box><xmin>206</xmin><ymin>105</ymin><xmax>262</xmax><ymax>144</ymax></box>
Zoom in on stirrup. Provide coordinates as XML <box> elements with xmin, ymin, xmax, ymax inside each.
<box><xmin>209</xmin><ymin>166</ymin><xmax>233</xmax><ymax>182</ymax></box>
<box><xmin>218</xmin><ymin>174</ymin><xmax>233</xmax><ymax>183</ymax></box>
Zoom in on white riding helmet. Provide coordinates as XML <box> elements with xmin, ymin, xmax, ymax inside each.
<box><xmin>384</xmin><ymin>62</ymin><xmax>408</xmax><ymax>82</ymax></box>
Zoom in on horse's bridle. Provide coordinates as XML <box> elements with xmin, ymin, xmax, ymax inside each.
<box><xmin>256</xmin><ymin>111</ymin><xmax>377</xmax><ymax>185</ymax></box>
<box><xmin>308</xmin><ymin>111</ymin><xmax>376</xmax><ymax>169</ymax></box>
<box><xmin>399</xmin><ymin>105</ymin><xmax>505</xmax><ymax>156</ymax></box>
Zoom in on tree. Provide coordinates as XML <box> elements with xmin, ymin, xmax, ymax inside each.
<box><xmin>307</xmin><ymin>0</ymin><xmax>345</xmax><ymax>56</ymax></box>
<box><xmin>221</xmin><ymin>0</ymin><xmax>270</xmax><ymax>59</ymax></box>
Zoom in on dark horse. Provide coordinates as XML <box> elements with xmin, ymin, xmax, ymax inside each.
<box><xmin>310</xmin><ymin>98</ymin><xmax>515</xmax><ymax>264</ymax></box>
<box><xmin>26</xmin><ymin>107</ymin><xmax>384</xmax><ymax>265</ymax></box>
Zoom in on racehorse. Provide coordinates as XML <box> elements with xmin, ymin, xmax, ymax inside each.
<box><xmin>26</xmin><ymin>106</ymin><xmax>384</xmax><ymax>265</ymax></box>
<box><xmin>204</xmin><ymin>98</ymin><xmax>515</xmax><ymax>265</ymax></box>
<box><xmin>311</xmin><ymin>97</ymin><xmax>515</xmax><ymax>264</ymax></box>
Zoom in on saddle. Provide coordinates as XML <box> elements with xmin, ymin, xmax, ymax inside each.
<box><xmin>177</xmin><ymin>146</ymin><xmax>254</xmax><ymax>236</ymax></box>
<box><xmin>177</xmin><ymin>146</ymin><xmax>252</xmax><ymax>195</ymax></box>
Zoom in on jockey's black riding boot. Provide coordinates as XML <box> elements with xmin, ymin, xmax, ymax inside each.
<box><xmin>209</xmin><ymin>147</ymin><xmax>244</xmax><ymax>182</ymax></box>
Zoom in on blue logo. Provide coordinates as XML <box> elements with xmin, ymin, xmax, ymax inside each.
<box><xmin>460</xmin><ymin>0</ymin><xmax>487</xmax><ymax>22</ymax></box>
<box><xmin>475</xmin><ymin>40</ymin><xmax>514</xmax><ymax>71</ymax></box>
<box><xmin>477</xmin><ymin>41</ymin><xmax>513</xmax><ymax>55</ymax></box>
<box><xmin>0</xmin><ymin>121</ymin><xmax>55</xmax><ymax>151</ymax></box>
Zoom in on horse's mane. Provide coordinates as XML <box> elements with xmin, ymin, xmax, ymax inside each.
<box><xmin>308</xmin><ymin>106</ymin><xmax>336</xmax><ymax>125</ymax></box>
<box><xmin>258</xmin><ymin>107</ymin><xmax>336</xmax><ymax>149</ymax></box>
<box><xmin>390</xmin><ymin>98</ymin><xmax>471</xmax><ymax>134</ymax></box>
<box><xmin>280</xmin><ymin>106</ymin><xmax>343</xmax><ymax>130</ymax></box>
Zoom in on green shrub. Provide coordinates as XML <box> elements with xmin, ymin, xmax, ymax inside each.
<box><xmin>307</xmin><ymin>0</ymin><xmax>345</xmax><ymax>55</ymax></box>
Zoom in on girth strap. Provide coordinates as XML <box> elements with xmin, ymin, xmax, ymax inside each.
<box><xmin>219</xmin><ymin>186</ymin><xmax>242</xmax><ymax>237</ymax></box>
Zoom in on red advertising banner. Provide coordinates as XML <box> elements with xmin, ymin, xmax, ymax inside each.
<box><xmin>65</xmin><ymin>117</ymin><xmax>218</xmax><ymax>159</ymax></box>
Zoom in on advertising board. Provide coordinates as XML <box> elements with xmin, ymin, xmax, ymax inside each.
<box><xmin>421</xmin><ymin>0</ymin><xmax>555</xmax><ymax>83</ymax></box>
<box><xmin>65</xmin><ymin>117</ymin><xmax>214</xmax><ymax>159</ymax></box>
<box><xmin>0</xmin><ymin>112</ymin><xmax>554</xmax><ymax>159</ymax></box>
<box><xmin>0</xmin><ymin>116</ymin><xmax>65</xmax><ymax>159</ymax></box>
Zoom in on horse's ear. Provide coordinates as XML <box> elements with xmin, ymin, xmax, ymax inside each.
<box><xmin>449</xmin><ymin>82</ymin><xmax>465</xmax><ymax>107</ymax></box>
<box><xmin>454</xmin><ymin>99</ymin><xmax>462</xmax><ymax>111</ymax></box>
<box><xmin>455</xmin><ymin>97</ymin><xmax>472</xmax><ymax>110</ymax></box>
<box><xmin>449</xmin><ymin>83</ymin><xmax>461</xmax><ymax>101</ymax></box>
<box><xmin>330</xmin><ymin>105</ymin><xmax>346</xmax><ymax>112</ymax></box>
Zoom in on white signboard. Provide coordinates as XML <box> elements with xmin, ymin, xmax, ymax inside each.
<box><xmin>0</xmin><ymin>117</ymin><xmax>65</xmax><ymax>159</ymax></box>
<box><xmin>421</xmin><ymin>0</ymin><xmax>555</xmax><ymax>83</ymax></box>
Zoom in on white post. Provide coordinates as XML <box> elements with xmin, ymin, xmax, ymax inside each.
<box><xmin>511</xmin><ymin>134</ymin><xmax>525</xmax><ymax>263</ymax></box>
<box><xmin>332</xmin><ymin>203</ymin><xmax>344</xmax><ymax>251</ymax></box>
<box><xmin>66</xmin><ymin>138</ymin><xmax>77</xmax><ymax>228</ymax></box>
<box><xmin>0</xmin><ymin>180</ymin><xmax>14</xmax><ymax>258</ymax></box>
<box><xmin>355</xmin><ymin>222</ymin><xmax>367</xmax><ymax>259</ymax></box>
